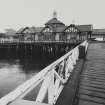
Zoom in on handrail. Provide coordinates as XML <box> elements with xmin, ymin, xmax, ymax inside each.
<box><xmin>0</xmin><ymin>40</ymin><xmax>88</xmax><ymax>105</ymax></box>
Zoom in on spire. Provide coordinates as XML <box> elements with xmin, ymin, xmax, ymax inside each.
<box><xmin>53</xmin><ymin>11</ymin><xmax>57</xmax><ymax>18</ymax></box>
<box><xmin>72</xmin><ymin>19</ymin><xmax>75</xmax><ymax>24</ymax></box>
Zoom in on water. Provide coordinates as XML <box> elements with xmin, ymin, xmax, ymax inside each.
<box><xmin>0</xmin><ymin>47</ymin><xmax>63</xmax><ymax>98</ymax></box>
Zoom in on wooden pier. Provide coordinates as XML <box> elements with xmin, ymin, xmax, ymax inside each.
<box><xmin>74</xmin><ymin>42</ymin><xmax>105</xmax><ymax>105</ymax></box>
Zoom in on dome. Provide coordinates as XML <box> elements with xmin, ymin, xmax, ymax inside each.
<box><xmin>45</xmin><ymin>11</ymin><xmax>65</xmax><ymax>27</ymax></box>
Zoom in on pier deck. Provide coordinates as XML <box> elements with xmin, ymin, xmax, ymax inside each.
<box><xmin>76</xmin><ymin>42</ymin><xmax>105</xmax><ymax>105</ymax></box>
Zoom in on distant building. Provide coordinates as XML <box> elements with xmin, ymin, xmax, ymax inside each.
<box><xmin>76</xmin><ymin>25</ymin><xmax>93</xmax><ymax>40</ymax></box>
<box><xmin>16</xmin><ymin>12</ymin><xmax>93</xmax><ymax>42</ymax></box>
<box><xmin>92</xmin><ymin>29</ymin><xmax>105</xmax><ymax>40</ymax></box>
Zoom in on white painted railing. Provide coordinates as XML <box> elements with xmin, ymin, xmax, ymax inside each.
<box><xmin>0</xmin><ymin>40</ymin><xmax>88</xmax><ymax>105</ymax></box>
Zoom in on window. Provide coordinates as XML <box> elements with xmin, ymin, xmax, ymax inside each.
<box><xmin>55</xmin><ymin>34</ymin><xmax>59</xmax><ymax>41</ymax></box>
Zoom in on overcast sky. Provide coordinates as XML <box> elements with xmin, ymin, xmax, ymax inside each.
<box><xmin>0</xmin><ymin>0</ymin><xmax>105</xmax><ymax>32</ymax></box>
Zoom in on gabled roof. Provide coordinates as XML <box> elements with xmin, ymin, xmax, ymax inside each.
<box><xmin>22</xmin><ymin>27</ymin><xmax>36</xmax><ymax>34</ymax></box>
<box><xmin>41</xmin><ymin>25</ymin><xmax>66</xmax><ymax>33</ymax></box>
<box><xmin>45</xmin><ymin>18</ymin><xmax>65</xmax><ymax>26</ymax></box>
<box><xmin>29</xmin><ymin>27</ymin><xmax>36</xmax><ymax>33</ymax></box>
<box><xmin>92</xmin><ymin>29</ymin><xmax>105</xmax><ymax>34</ymax></box>
<box><xmin>16</xmin><ymin>27</ymin><xmax>31</xmax><ymax>34</ymax></box>
<box><xmin>40</xmin><ymin>24</ymin><xmax>80</xmax><ymax>33</ymax></box>
<box><xmin>16</xmin><ymin>27</ymin><xmax>44</xmax><ymax>34</ymax></box>
<box><xmin>63</xmin><ymin>24</ymin><xmax>80</xmax><ymax>32</ymax></box>
<box><xmin>56</xmin><ymin>26</ymin><xmax>67</xmax><ymax>32</ymax></box>
<box><xmin>76</xmin><ymin>25</ymin><xmax>92</xmax><ymax>32</ymax></box>
<box><xmin>16</xmin><ymin>27</ymin><xmax>25</xmax><ymax>34</ymax></box>
<box><xmin>35</xmin><ymin>27</ymin><xmax>44</xmax><ymax>33</ymax></box>
<box><xmin>41</xmin><ymin>25</ymin><xmax>54</xmax><ymax>32</ymax></box>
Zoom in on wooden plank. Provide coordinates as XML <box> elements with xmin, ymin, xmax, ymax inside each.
<box><xmin>80</xmin><ymin>82</ymin><xmax>105</xmax><ymax>89</ymax></box>
<box><xmin>80</xmin><ymin>75</ymin><xmax>105</xmax><ymax>81</ymax></box>
<box><xmin>79</xmin><ymin>89</ymin><xmax>105</xmax><ymax>99</ymax></box>
<box><xmin>78</xmin><ymin>94</ymin><xmax>105</xmax><ymax>104</ymax></box>
<box><xmin>79</xmin><ymin>83</ymin><xmax>105</xmax><ymax>90</ymax></box>
<box><xmin>80</xmin><ymin>79</ymin><xmax>105</xmax><ymax>85</ymax></box>
<box><xmin>81</xmin><ymin>72</ymin><xmax>105</xmax><ymax>76</ymax></box>
<box><xmin>80</xmin><ymin>74</ymin><xmax>105</xmax><ymax>78</ymax></box>
<box><xmin>80</xmin><ymin>77</ymin><xmax>105</xmax><ymax>83</ymax></box>
<box><xmin>81</xmin><ymin>71</ymin><xmax>105</xmax><ymax>74</ymax></box>
<box><xmin>79</xmin><ymin>85</ymin><xmax>105</xmax><ymax>93</ymax></box>
<box><xmin>78</xmin><ymin>99</ymin><xmax>103</xmax><ymax>105</ymax></box>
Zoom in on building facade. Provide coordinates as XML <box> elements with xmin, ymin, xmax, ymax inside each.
<box><xmin>16</xmin><ymin>12</ymin><xmax>93</xmax><ymax>43</ymax></box>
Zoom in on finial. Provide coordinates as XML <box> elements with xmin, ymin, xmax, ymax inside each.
<box><xmin>53</xmin><ymin>11</ymin><xmax>57</xmax><ymax>18</ymax></box>
<box><xmin>72</xmin><ymin>19</ymin><xmax>75</xmax><ymax>24</ymax></box>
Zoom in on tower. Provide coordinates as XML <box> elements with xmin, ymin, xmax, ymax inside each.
<box><xmin>72</xmin><ymin>19</ymin><xmax>75</xmax><ymax>24</ymax></box>
<box><xmin>53</xmin><ymin>11</ymin><xmax>57</xmax><ymax>18</ymax></box>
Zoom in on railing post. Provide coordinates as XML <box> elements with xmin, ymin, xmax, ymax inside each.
<box><xmin>36</xmin><ymin>73</ymin><xmax>50</xmax><ymax>103</ymax></box>
<box><xmin>48</xmin><ymin>69</ymin><xmax>54</xmax><ymax>104</ymax></box>
<box><xmin>71</xmin><ymin>50</ymin><xmax>76</xmax><ymax>65</ymax></box>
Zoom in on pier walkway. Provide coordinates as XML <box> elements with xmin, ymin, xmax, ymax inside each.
<box><xmin>76</xmin><ymin>42</ymin><xmax>105</xmax><ymax>105</ymax></box>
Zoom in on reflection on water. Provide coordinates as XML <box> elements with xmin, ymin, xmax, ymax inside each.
<box><xmin>0</xmin><ymin>58</ymin><xmax>57</xmax><ymax>98</ymax></box>
<box><xmin>0</xmin><ymin>61</ymin><xmax>29</xmax><ymax>98</ymax></box>
<box><xmin>0</xmin><ymin>59</ymin><xmax>38</xmax><ymax>98</ymax></box>
<box><xmin>0</xmin><ymin>47</ymin><xmax>63</xmax><ymax>98</ymax></box>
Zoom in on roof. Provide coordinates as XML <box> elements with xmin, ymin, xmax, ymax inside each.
<box><xmin>55</xmin><ymin>26</ymin><xmax>67</xmax><ymax>32</ymax></box>
<box><xmin>92</xmin><ymin>29</ymin><xmax>105</xmax><ymax>34</ymax></box>
<box><xmin>63</xmin><ymin>24</ymin><xmax>80</xmax><ymax>32</ymax></box>
<box><xmin>16</xmin><ymin>24</ymin><xmax>92</xmax><ymax>34</ymax></box>
<box><xmin>29</xmin><ymin>27</ymin><xmax>36</xmax><ymax>33</ymax></box>
<box><xmin>35</xmin><ymin>27</ymin><xmax>44</xmax><ymax>33</ymax></box>
<box><xmin>41</xmin><ymin>24</ymin><xmax>66</xmax><ymax>33</ymax></box>
<box><xmin>16</xmin><ymin>28</ymin><xmax>25</xmax><ymax>34</ymax></box>
<box><xmin>45</xmin><ymin>18</ymin><xmax>65</xmax><ymax>26</ymax></box>
<box><xmin>16</xmin><ymin>27</ymin><xmax>44</xmax><ymax>34</ymax></box>
<box><xmin>41</xmin><ymin>24</ymin><xmax>80</xmax><ymax>33</ymax></box>
<box><xmin>76</xmin><ymin>25</ymin><xmax>92</xmax><ymax>32</ymax></box>
<box><xmin>0</xmin><ymin>33</ymin><xmax>5</xmax><ymax>37</ymax></box>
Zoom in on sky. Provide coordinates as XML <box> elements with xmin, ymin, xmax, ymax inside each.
<box><xmin>0</xmin><ymin>0</ymin><xmax>105</xmax><ymax>32</ymax></box>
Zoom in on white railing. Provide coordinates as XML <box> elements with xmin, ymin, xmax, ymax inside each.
<box><xmin>0</xmin><ymin>40</ymin><xmax>88</xmax><ymax>105</ymax></box>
